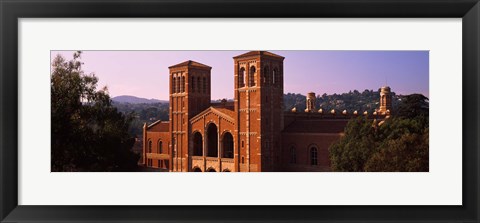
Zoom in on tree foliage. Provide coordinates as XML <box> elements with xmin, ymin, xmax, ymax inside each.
<box><xmin>329</xmin><ymin>94</ymin><xmax>429</xmax><ymax>172</ymax></box>
<box><xmin>396</xmin><ymin>93</ymin><xmax>429</xmax><ymax>119</ymax></box>
<box><xmin>51</xmin><ymin>52</ymin><xmax>139</xmax><ymax>171</ymax></box>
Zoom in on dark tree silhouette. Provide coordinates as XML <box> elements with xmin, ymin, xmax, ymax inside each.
<box><xmin>51</xmin><ymin>52</ymin><xmax>139</xmax><ymax>171</ymax></box>
<box><xmin>396</xmin><ymin>94</ymin><xmax>429</xmax><ymax>119</ymax></box>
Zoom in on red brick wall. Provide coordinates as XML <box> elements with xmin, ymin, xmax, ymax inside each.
<box><xmin>145</xmin><ymin>131</ymin><xmax>171</xmax><ymax>169</ymax></box>
<box><xmin>280</xmin><ymin>133</ymin><xmax>342</xmax><ymax>171</ymax></box>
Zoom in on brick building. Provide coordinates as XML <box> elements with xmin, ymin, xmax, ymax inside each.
<box><xmin>142</xmin><ymin>51</ymin><xmax>391</xmax><ymax>172</ymax></box>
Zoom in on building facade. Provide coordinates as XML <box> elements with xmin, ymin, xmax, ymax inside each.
<box><xmin>143</xmin><ymin>51</ymin><xmax>391</xmax><ymax>172</ymax></box>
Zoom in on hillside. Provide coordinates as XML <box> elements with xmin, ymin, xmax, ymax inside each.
<box><xmin>284</xmin><ymin>89</ymin><xmax>401</xmax><ymax>113</ymax></box>
<box><xmin>112</xmin><ymin>95</ymin><xmax>168</xmax><ymax>104</ymax></box>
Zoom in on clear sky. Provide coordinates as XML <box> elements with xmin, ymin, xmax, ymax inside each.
<box><xmin>51</xmin><ymin>51</ymin><xmax>429</xmax><ymax>100</ymax></box>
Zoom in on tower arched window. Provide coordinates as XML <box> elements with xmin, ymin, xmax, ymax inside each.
<box><xmin>158</xmin><ymin>140</ymin><xmax>163</xmax><ymax>154</ymax></box>
<box><xmin>238</xmin><ymin>67</ymin><xmax>246</xmax><ymax>88</ymax></box>
<box><xmin>197</xmin><ymin>77</ymin><xmax>202</xmax><ymax>94</ymax></box>
<box><xmin>310</xmin><ymin>146</ymin><xmax>318</xmax><ymax>165</ymax></box>
<box><xmin>181</xmin><ymin>76</ymin><xmax>185</xmax><ymax>92</ymax></box>
<box><xmin>148</xmin><ymin>140</ymin><xmax>152</xmax><ymax>153</ymax></box>
<box><xmin>203</xmin><ymin>77</ymin><xmax>207</xmax><ymax>94</ymax></box>
<box><xmin>273</xmin><ymin>68</ymin><xmax>278</xmax><ymax>85</ymax></box>
<box><xmin>172</xmin><ymin>77</ymin><xmax>176</xmax><ymax>93</ymax></box>
<box><xmin>290</xmin><ymin>146</ymin><xmax>296</xmax><ymax>164</ymax></box>
<box><xmin>249</xmin><ymin>66</ymin><xmax>256</xmax><ymax>87</ymax></box>
<box><xmin>178</xmin><ymin>76</ymin><xmax>181</xmax><ymax>93</ymax></box>
<box><xmin>191</xmin><ymin>76</ymin><xmax>195</xmax><ymax>92</ymax></box>
<box><xmin>173</xmin><ymin>76</ymin><xmax>176</xmax><ymax>93</ymax></box>
<box><xmin>206</xmin><ymin>77</ymin><xmax>210</xmax><ymax>94</ymax></box>
<box><xmin>263</xmin><ymin>66</ymin><xmax>269</xmax><ymax>84</ymax></box>
<box><xmin>176</xmin><ymin>76</ymin><xmax>180</xmax><ymax>93</ymax></box>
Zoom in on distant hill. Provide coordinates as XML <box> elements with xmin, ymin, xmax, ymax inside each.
<box><xmin>112</xmin><ymin>95</ymin><xmax>168</xmax><ymax>104</ymax></box>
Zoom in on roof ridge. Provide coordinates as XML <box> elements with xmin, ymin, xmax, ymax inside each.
<box><xmin>190</xmin><ymin>106</ymin><xmax>235</xmax><ymax>123</ymax></box>
<box><xmin>168</xmin><ymin>60</ymin><xmax>211</xmax><ymax>69</ymax></box>
<box><xmin>233</xmin><ymin>51</ymin><xmax>284</xmax><ymax>59</ymax></box>
<box><xmin>147</xmin><ymin>120</ymin><xmax>162</xmax><ymax>129</ymax></box>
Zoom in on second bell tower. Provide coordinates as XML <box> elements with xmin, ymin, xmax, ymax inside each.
<box><xmin>233</xmin><ymin>51</ymin><xmax>285</xmax><ymax>172</ymax></box>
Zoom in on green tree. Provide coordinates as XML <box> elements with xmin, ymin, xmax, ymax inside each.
<box><xmin>396</xmin><ymin>94</ymin><xmax>429</xmax><ymax>119</ymax></box>
<box><xmin>329</xmin><ymin>94</ymin><xmax>429</xmax><ymax>172</ymax></box>
<box><xmin>329</xmin><ymin>117</ymin><xmax>377</xmax><ymax>171</ymax></box>
<box><xmin>365</xmin><ymin>128</ymin><xmax>429</xmax><ymax>172</ymax></box>
<box><xmin>51</xmin><ymin>52</ymin><xmax>139</xmax><ymax>171</ymax></box>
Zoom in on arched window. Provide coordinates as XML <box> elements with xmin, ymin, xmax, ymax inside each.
<box><xmin>193</xmin><ymin>132</ymin><xmax>203</xmax><ymax>156</ymax></box>
<box><xmin>238</xmin><ymin>67</ymin><xmax>245</xmax><ymax>87</ymax></box>
<box><xmin>249</xmin><ymin>66</ymin><xmax>256</xmax><ymax>87</ymax></box>
<box><xmin>193</xmin><ymin>167</ymin><xmax>202</xmax><ymax>172</ymax></box>
<box><xmin>206</xmin><ymin>123</ymin><xmax>218</xmax><ymax>157</ymax></box>
<box><xmin>181</xmin><ymin>76</ymin><xmax>185</xmax><ymax>92</ymax></box>
<box><xmin>197</xmin><ymin>77</ymin><xmax>202</xmax><ymax>93</ymax></box>
<box><xmin>206</xmin><ymin>77</ymin><xmax>210</xmax><ymax>94</ymax></box>
<box><xmin>158</xmin><ymin>140</ymin><xmax>163</xmax><ymax>154</ymax></box>
<box><xmin>263</xmin><ymin>66</ymin><xmax>269</xmax><ymax>84</ymax></box>
<box><xmin>310</xmin><ymin>147</ymin><xmax>318</xmax><ymax>165</ymax></box>
<box><xmin>148</xmin><ymin>140</ymin><xmax>152</xmax><ymax>153</ymax></box>
<box><xmin>207</xmin><ymin>168</ymin><xmax>216</xmax><ymax>172</ymax></box>
<box><xmin>273</xmin><ymin>68</ymin><xmax>278</xmax><ymax>85</ymax></box>
<box><xmin>203</xmin><ymin>77</ymin><xmax>207</xmax><ymax>94</ymax></box>
<box><xmin>290</xmin><ymin>146</ymin><xmax>296</xmax><ymax>164</ymax></box>
<box><xmin>172</xmin><ymin>77</ymin><xmax>176</xmax><ymax>93</ymax></box>
<box><xmin>222</xmin><ymin>132</ymin><xmax>234</xmax><ymax>158</ymax></box>
<box><xmin>191</xmin><ymin>76</ymin><xmax>195</xmax><ymax>92</ymax></box>
<box><xmin>176</xmin><ymin>76</ymin><xmax>180</xmax><ymax>93</ymax></box>
<box><xmin>173</xmin><ymin>76</ymin><xmax>176</xmax><ymax>93</ymax></box>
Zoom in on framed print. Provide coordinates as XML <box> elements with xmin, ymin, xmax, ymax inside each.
<box><xmin>1</xmin><ymin>0</ymin><xmax>479</xmax><ymax>222</ymax></box>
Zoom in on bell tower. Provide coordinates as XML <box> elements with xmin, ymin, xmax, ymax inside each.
<box><xmin>233</xmin><ymin>51</ymin><xmax>285</xmax><ymax>172</ymax></box>
<box><xmin>305</xmin><ymin>92</ymin><xmax>316</xmax><ymax>112</ymax></box>
<box><xmin>379</xmin><ymin>86</ymin><xmax>392</xmax><ymax>115</ymax></box>
<box><xmin>168</xmin><ymin>60</ymin><xmax>211</xmax><ymax>172</ymax></box>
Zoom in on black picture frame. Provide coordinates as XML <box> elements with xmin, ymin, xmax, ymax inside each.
<box><xmin>1</xmin><ymin>0</ymin><xmax>479</xmax><ymax>222</ymax></box>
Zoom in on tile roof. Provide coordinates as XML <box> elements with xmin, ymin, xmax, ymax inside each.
<box><xmin>147</xmin><ymin>121</ymin><xmax>170</xmax><ymax>132</ymax></box>
<box><xmin>168</xmin><ymin>60</ymin><xmax>211</xmax><ymax>69</ymax></box>
<box><xmin>283</xmin><ymin>119</ymin><xmax>349</xmax><ymax>134</ymax></box>
<box><xmin>233</xmin><ymin>51</ymin><xmax>284</xmax><ymax>59</ymax></box>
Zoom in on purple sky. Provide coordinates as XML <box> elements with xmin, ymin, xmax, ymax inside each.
<box><xmin>51</xmin><ymin>51</ymin><xmax>429</xmax><ymax>100</ymax></box>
